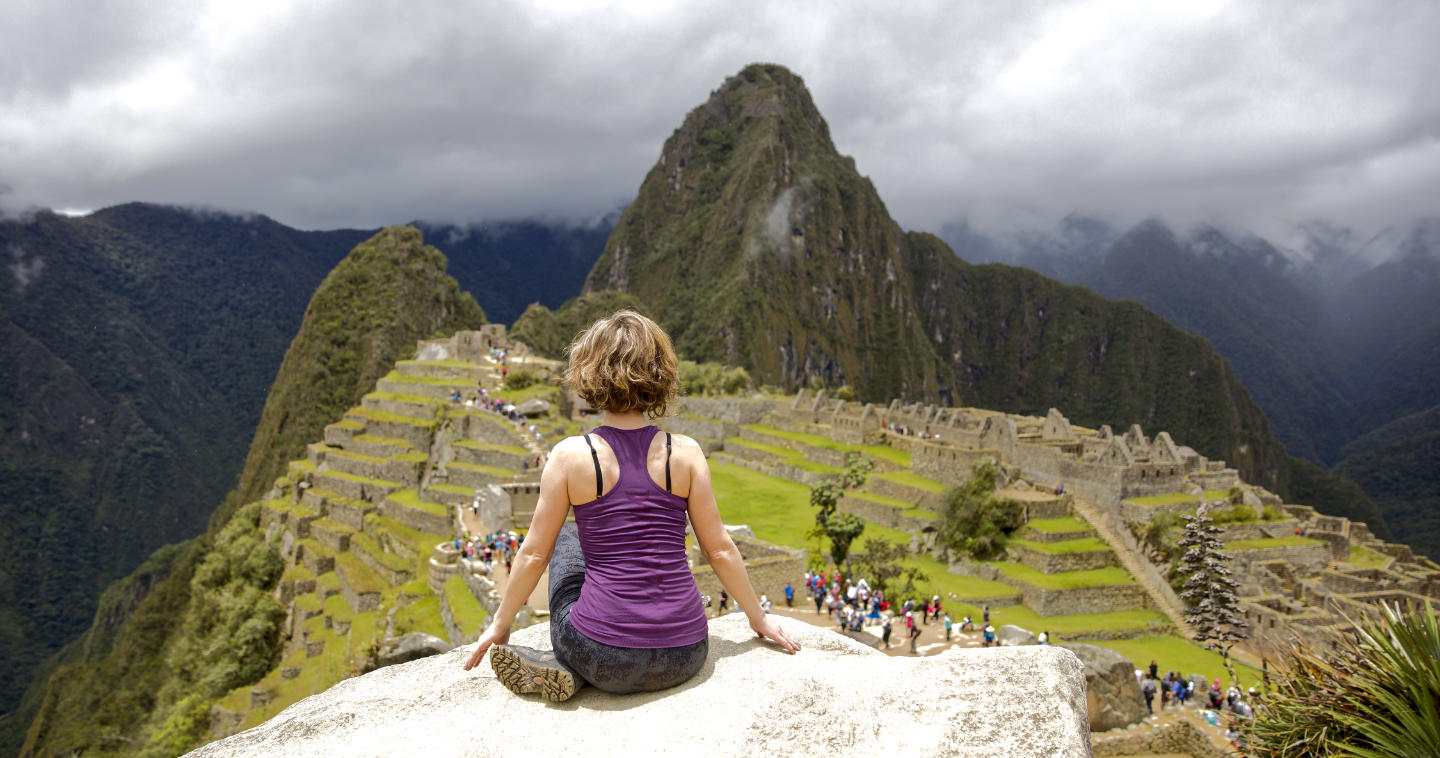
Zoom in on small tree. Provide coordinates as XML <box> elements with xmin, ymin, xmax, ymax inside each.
<box><xmin>936</xmin><ymin>460</ymin><xmax>1024</xmax><ymax>561</ymax></box>
<box><xmin>807</xmin><ymin>456</ymin><xmax>874</xmax><ymax>569</ymax></box>
<box><xmin>851</xmin><ymin>537</ymin><xmax>907</xmax><ymax>596</ymax></box>
<box><xmin>1177</xmin><ymin>510</ymin><xmax>1249</xmax><ymax>682</ymax></box>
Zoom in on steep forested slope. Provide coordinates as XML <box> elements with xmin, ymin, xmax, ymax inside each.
<box><xmin>585</xmin><ymin>65</ymin><xmax>1280</xmax><ymax>489</ymax></box>
<box><xmin>18</xmin><ymin>226</ymin><xmax>486</xmax><ymax>758</ymax></box>
<box><xmin>0</xmin><ymin>206</ymin><xmax>368</xmax><ymax>746</ymax></box>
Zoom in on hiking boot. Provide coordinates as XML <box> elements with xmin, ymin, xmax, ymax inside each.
<box><xmin>490</xmin><ymin>644</ymin><xmax>580</xmax><ymax>702</ymax></box>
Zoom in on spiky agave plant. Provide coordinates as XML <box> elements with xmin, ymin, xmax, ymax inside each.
<box><xmin>1243</xmin><ymin>600</ymin><xmax>1440</xmax><ymax>757</ymax></box>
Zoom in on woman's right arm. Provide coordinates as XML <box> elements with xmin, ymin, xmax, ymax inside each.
<box><xmin>684</xmin><ymin>445</ymin><xmax>800</xmax><ymax>654</ymax></box>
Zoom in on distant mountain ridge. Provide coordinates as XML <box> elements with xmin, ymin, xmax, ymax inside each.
<box><xmin>939</xmin><ymin>214</ymin><xmax>1440</xmax><ymax>557</ymax></box>
<box><xmin>0</xmin><ymin>204</ymin><xmax>602</xmax><ymax>755</ymax></box>
<box><xmin>583</xmin><ymin>63</ymin><xmax>1338</xmax><ymax>507</ymax></box>
<box><xmin>17</xmin><ymin>225</ymin><xmax>487</xmax><ymax>758</ymax></box>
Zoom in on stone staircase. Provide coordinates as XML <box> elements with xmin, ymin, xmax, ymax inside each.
<box><xmin>1069</xmin><ymin>495</ymin><xmax>1196</xmax><ymax>637</ymax></box>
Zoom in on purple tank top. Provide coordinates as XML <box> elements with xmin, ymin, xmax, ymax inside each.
<box><xmin>566</xmin><ymin>425</ymin><xmax>709</xmax><ymax>648</ymax></box>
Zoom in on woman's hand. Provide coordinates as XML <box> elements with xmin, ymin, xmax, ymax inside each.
<box><xmin>462</xmin><ymin>622</ymin><xmax>511</xmax><ymax>670</ymax></box>
<box><xmin>750</xmin><ymin>615</ymin><xmax>801</xmax><ymax>654</ymax></box>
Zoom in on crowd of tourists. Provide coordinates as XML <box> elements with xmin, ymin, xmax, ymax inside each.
<box><xmin>879</xmin><ymin>421</ymin><xmax>940</xmax><ymax>441</ymax></box>
<box><xmin>1136</xmin><ymin>658</ymin><xmax>1263</xmax><ymax>751</ymax></box>
<box><xmin>456</xmin><ymin>530</ymin><xmax>523</xmax><ymax>574</ymax></box>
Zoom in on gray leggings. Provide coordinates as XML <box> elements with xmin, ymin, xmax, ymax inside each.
<box><xmin>547</xmin><ymin>523</ymin><xmax>708</xmax><ymax>694</ymax></box>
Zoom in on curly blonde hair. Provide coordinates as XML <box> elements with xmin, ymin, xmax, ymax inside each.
<box><xmin>563</xmin><ymin>309</ymin><xmax>678</xmax><ymax>419</ymax></box>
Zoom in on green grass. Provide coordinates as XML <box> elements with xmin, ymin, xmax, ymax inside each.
<box><xmin>310</xmin><ymin>517</ymin><xmax>356</xmax><ymax>537</ymax></box>
<box><xmin>1226</xmin><ymin>536</ymin><xmax>1326</xmax><ymax>551</ymax></box>
<box><xmin>382</xmin><ymin>370</ymin><xmax>472</xmax><ymax>387</ymax></box>
<box><xmin>385</xmin><ymin>489</ymin><xmax>450</xmax><ymax>519</ymax></box>
<box><xmin>288</xmin><ymin>459</ymin><xmax>318</xmax><ymax>476</ymax></box>
<box><xmin>727</xmin><ymin>438</ymin><xmax>841</xmax><ymax>474</ymax></box>
<box><xmin>444</xmin><ymin>575</ymin><xmax>489</xmax><ymax>634</ymax></box>
<box><xmin>873</xmin><ymin>470</ymin><xmax>946</xmax><ymax>493</ymax></box>
<box><xmin>315</xmin><ymin>469</ymin><xmax>402</xmax><ymax>489</ymax></box>
<box><xmin>392</xmin><ymin>595</ymin><xmax>449</xmax><ymax>639</ymax></box>
<box><xmin>316</xmin><ymin>571</ymin><xmax>341</xmax><ymax>595</ymax></box>
<box><xmin>847</xmin><ymin>490</ymin><xmax>914</xmax><ymax>508</ymax></box>
<box><xmin>1010</xmin><ymin>537</ymin><xmax>1112</xmax><ymax>554</ymax></box>
<box><xmin>335</xmin><ymin>552</ymin><xmax>386</xmax><ymax>595</ymax></box>
<box><xmin>1093</xmin><ymin>635</ymin><xmax>1264</xmax><ymax>690</ymax></box>
<box><xmin>346</xmin><ymin>405</ymin><xmax>436</xmax><ymax>429</ymax></box>
<box><xmin>351</xmin><ymin>531</ymin><xmax>412</xmax><ymax>574</ymax></box>
<box><xmin>393</xmin><ymin>451</ymin><xmax>428</xmax><ymax>463</ymax></box>
<box><xmin>496</xmin><ymin>382</ymin><xmax>557</xmax><ymax>404</ymax></box>
<box><xmin>1026</xmin><ymin>516</ymin><xmax>1091</xmax><ymax>533</ymax></box>
<box><xmin>365</xmin><ymin>390</ymin><xmax>438</xmax><ymax>406</ymax></box>
<box><xmin>455</xmin><ymin>439</ymin><xmax>530</xmax><ymax>455</ymax></box>
<box><xmin>346</xmin><ymin>608</ymin><xmax>380</xmax><ymax>661</ymax></box>
<box><xmin>950</xmin><ymin>603</ymin><xmax>1168</xmax><ymax>637</ymax></box>
<box><xmin>353</xmin><ymin>432</ymin><xmax>416</xmax><ymax>450</ymax></box>
<box><xmin>742</xmin><ymin>423</ymin><xmax>912</xmax><ymax>467</ymax></box>
<box><xmin>323</xmin><ymin>592</ymin><xmax>353</xmax><ymax>622</ymax></box>
<box><xmin>1124</xmin><ymin>493</ymin><xmax>1200</xmax><ymax>507</ymax></box>
<box><xmin>989</xmin><ymin>561</ymin><xmax>1136</xmax><ymax>589</ymax></box>
<box><xmin>293</xmin><ymin>593</ymin><xmax>322</xmax><ymax>614</ymax></box>
<box><xmin>1202</xmin><ymin>490</ymin><xmax>1232</xmax><ymax>501</ymax></box>
<box><xmin>708</xmin><ymin>462</ymin><xmax>1015</xmax><ymax>602</ymax></box>
<box><xmin>282</xmin><ymin>564</ymin><xmax>315</xmax><ymax>583</ymax></box>
<box><xmin>427</xmin><ymin>482</ymin><xmax>476</xmax><ymax>497</ymax></box>
<box><xmin>1346</xmin><ymin>544</ymin><xmax>1392</xmax><ymax>569</ymax></box>
<box><xmin>323</xmin><ymin>447</ymin><xmax>388</xmax><ymax>465</ymax></box>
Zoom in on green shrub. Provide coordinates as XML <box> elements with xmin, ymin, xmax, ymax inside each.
<box><xmin>1243</xmin><ymin>601</ymin><xmax>1440</xmax><ymax>756</ymax></box>
<box><xmin>504</xmin><ymin>369</ymin><xmax>539</xmax><ymax>391</ymax></box>
<box><xmin>1261</xmin><ymin>504</ymin><xmax>1284</xmax><ymax>521</ymax></box>
<box><xmin>679</xmin><ymin>360</ymin><xmax>752</xmax><ymax>396</ymax></box>
<box><xmin>937</xmin><ymin>461</ymin><xmax>1024</xmax><ymax>561</ymax></box>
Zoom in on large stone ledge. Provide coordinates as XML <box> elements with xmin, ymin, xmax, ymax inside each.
<box><xmin>187</xmin><ymin>615</ymin><xmax>1092</xmax><ymax>758</ymax></box>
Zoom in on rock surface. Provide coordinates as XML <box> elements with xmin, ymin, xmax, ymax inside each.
<box><xmin>997</xmin><ymin>624</ymin><xmax>1039</xmax><ymax>646</ymax></box>
<box><xmin>189</xmin><ymin>614</ymin><xmax>1092</xmax><ymax>757</ymax></box>
<box><xmin>1060</xmin><ymin>643</ymin><xmax>1148</xmax><ymax>732</ymax></box>
<box><xmin>367</xmin><ymin>632</ymin><xmax>453</xmax><ymax>671</ymax></box>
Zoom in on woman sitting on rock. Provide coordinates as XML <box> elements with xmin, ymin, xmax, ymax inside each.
<box><xmin>462</xmin><ymin>310</ymin><xmax>800</xmax><ymax>701</ymax></box>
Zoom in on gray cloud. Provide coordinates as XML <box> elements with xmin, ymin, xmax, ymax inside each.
<box><xmin>0</xmin><ymin>0</ymin><xmax>1436</xmax><ymax>241</ymax></box>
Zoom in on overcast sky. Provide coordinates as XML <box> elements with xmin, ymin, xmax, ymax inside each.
<box><xmin>1</xmin><ymin>0</ymin><xmax>1436</xmax><ymax>244</ymax></box>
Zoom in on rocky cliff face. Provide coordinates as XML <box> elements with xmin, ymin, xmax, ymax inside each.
<box><xmin>188</xmin><ymin>614</ymin><xmax>1092</xmax><ymax>758</ymax></box>
<box><xmin>584</xmin><ymin>63</ymin><xmax>1287</xmax><ymax>491</ymax></box>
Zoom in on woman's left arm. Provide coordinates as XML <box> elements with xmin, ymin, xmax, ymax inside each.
<box><xmin>462</xmin><ymin>443</ymin><xmax>575</xmax><ymax>670</ymax></box>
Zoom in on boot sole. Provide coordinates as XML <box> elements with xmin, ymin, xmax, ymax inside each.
<box><xmin>490</xmin><ymin>645</ymin><xmax>579</xmax><ymax>702</ymax></box>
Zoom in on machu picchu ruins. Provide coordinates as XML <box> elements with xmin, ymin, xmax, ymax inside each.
<box><xmin>212</xmin><ymin>326</ymin><xmax>1438</xmax><ymax>749</ymax></box>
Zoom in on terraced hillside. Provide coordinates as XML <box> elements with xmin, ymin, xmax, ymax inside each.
<box><xmin>208</xmin><ymin>348</ymin><xmax>546</xmax><ymax>737</ymax></box>
<box><xmin>670</xmin><ymin>409</ymin><xmax>1173</xmax><ymax>641</ymax></box>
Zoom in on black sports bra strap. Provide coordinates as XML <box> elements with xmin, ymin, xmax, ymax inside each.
<box><xmin>584</xmin><ymin>434</ymin><xmax>602</xmax><ymax>498</ymax></box>
<box><xmin>665</xmin><ymin>432</ymin><xmax>672</xmax><ymax>493</ymax></box>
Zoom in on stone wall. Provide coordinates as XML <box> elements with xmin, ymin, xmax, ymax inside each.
<box><xmin>863</xmin><ymin>477</ymin><xmax>942</xmax><ymax>510</ymax></box>
<box><xmin>692</xmin><ymin>553</ymin><xmax>806</xmax><ymax>609</ymax></box>
<box><xmin>912</xmin><ymin>442</ymin><xmax>998</xmax><ymax>487</ymax></box>
<box><xmin>1091</xmin><ymin>717</ymin><xmax>1229</xmax><ymax>758</ymax></box>
<box><xmin>1228</xmin><ymin>542</ymin><xmax>1330</xmax><ymax>574</ymax></box>
<box><xmin>991</xmin><ymin>574</ymin><xmax>1148</xmax><ymax>616</ymax></box>
<box><xmin>678</xmin><ymin>396</ymin><xmax>777</xmax><ymax>424</ymax></box>
<box><xmin>1014</xmin><ymin>544</ymin><xmax>1116</xmax><ymax>573</ymax></box>
<box><xmin>838</xmin><ymin>495</ymin><xmax>935</xmax><ymax>533</ymax></box>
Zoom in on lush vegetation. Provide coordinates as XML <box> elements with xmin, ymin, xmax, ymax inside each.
<box><xmin>19</xmin><ymin>226</ymin><xmax>484</xmax><ymax>757</ymax></box>
<box><xmin>508</xmin><ymin>290</ymin><xmax>644</xmax><ymax>358</ymax></box>
<box><xmin>0</xmin><ymin>204</ymin><xmax>370</xmax><ymax>752</ymax></box>
<box><xmin>936</xmin><ymin>461</ymin><xmax>1025</xmax><ymax>560</ymax></box>
<box><xmin>1242</xmin><ymin>601</ymin><xmax>1440</xmax><ymax>757</ymax></box>
<box><xmin>234</xmin><ymin>225</ymin><xmax>487</xmax><ymax>506</ymax></box>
